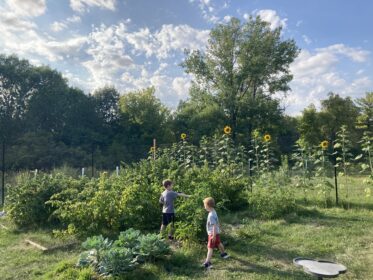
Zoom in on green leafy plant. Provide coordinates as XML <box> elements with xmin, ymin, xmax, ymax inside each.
<box><xmin>334</xmin><ymin>125</ymin><xmax>353</xmax><ymax>208</ymax></box>
<box><xmin>248</xmin><ymin>183</ymin><xmax>296</xmax><ymax>219</ymax></box>
<box><xmin>136</xmin><ymin>233</ymin><xmax>171</xmax><ymax>260</ymax></box>
<box><xmin>314</xmin><ymin>140</ymin><xmax>334</xmax><ymax>207</ymax></box>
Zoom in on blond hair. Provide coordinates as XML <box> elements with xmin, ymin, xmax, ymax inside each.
<box><xmin>203</xmin><ymin>197</ymin><xmax>215</xmax><ymax>208</ymax></box>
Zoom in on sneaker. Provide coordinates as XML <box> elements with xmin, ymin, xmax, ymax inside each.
<box><xmin>203</xmin><ymin>262</ymin><xmax>212</xmax><ymax>269</ymax></box>
<box><xmin>220</xmin><ymin>252</ymin><xmax>229</xmax><ymax>259</ymax></box>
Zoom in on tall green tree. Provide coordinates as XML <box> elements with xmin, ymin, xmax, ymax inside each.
<box><xmin>356</xmin><ymin>92</ymin><xmax>373</xmax><ymax>130</ymax></box>
<box><xmin>320</xmin><ymin>93</ymin><xmax>360</xmax><ymax>141</ymax></box>
<box><xmin>182</xmin><ymin>16</ymin><xmax>299</xmax><ymax>140</ymax></box>
<box><xmin>173</xmin><ymin>84</ymin><xmax>225</xmax><ymax>143</ymax></box>
<box><xmin>119</xmin><ymin>87</ymin><xmax>173</xmax><ymax>160</ymax></box>
<box><xmin>298</xmin><ymin>104</ymin><xmax>323</xmax><ymax>147</ymax></box>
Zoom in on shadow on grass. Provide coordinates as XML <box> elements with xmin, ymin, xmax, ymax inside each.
<box><xmin>285</xmin><ymin>206</ymin><xmax>373</xmax><ymax>226</ymax></box>
<box><xmin>225</xmin><ymin>255</ymin><xmax>314</xmax><ymax>279</ymax></box>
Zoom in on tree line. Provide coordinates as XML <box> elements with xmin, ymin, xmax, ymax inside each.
<box><xmin>0</xmin><ymin>17</ymin><xmax>372</xmax><ymax>171</ymax></box>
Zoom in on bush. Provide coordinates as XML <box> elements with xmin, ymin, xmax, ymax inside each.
<box><xmin>6</xmin><ymin>173</ymin><xmax>66</xmax><ymax>227</ymax></box>
<box><xmin>248</xmin><ymin>183</ymin><xmax>296</xmax><ymax>219</ymax></box>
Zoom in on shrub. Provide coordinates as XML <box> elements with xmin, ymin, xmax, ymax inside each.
<box><xmin>6</xmin><ymin>173</ymin><xmax>66</xmax><ymax>227</ymax></box>
<box><xmin>248</xmin><ymin>185</ymin><xmax>296</xmax><ymax>219</ymax></box>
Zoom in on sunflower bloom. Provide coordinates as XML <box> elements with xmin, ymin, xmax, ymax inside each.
<box><xmin>263</xmin><ymin>134</ymin><xmax>271</xmax><ymax>142</ymax></box>
<box><xmin>224</xmin><ymin>126</ymin><xmax>232</xmax><ymax>134</ymax></box>
<box><xmin>181</xmin><ymin>133</ymin><xmax>187</xmax><ymax>140</ymax></box>
<box><xmin>150</xmin><ymin>146</ymin><xmax>156</xmax><ymax>153</ymax></box>
<box><xmin>320</xmin><ymin>140</ymin><xmax>329</xmax><ymax>150</ymax></box>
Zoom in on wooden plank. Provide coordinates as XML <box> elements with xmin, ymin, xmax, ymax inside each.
<box><xmin>25</xmin><ymin>239</ymin><xmax>48</xmax><ymax>251</ymax></box>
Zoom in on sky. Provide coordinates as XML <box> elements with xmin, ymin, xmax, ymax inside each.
<box><xmin>0</xmin><ymin>0</ymin><xmax>372</xmax><ymax>115</ymax></box>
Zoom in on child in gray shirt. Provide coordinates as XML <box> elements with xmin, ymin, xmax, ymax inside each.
<box><xmin>159</xmin><ymin>179</ymin><xmax>190</xmax><ymax>240</ymax></box>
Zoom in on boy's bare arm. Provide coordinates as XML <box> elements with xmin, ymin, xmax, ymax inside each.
<box><xmin>178</xmin><ymin>193</ymin><xmax>191</xmax><ymax>198</ymax></box>
<box><xmin>212</xmin><ymin>224</ymin><xmax>217</xmax><ymax>242</ymax></box>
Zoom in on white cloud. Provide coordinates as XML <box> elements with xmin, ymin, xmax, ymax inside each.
<box><xmin>0</xmin><ymin>11</ymin><xmax>37</xmax><ymax>31</ymax></box>
<box><xmin>154</xmin><ymin>24</ymin><xmax>209</xmax><ymax>59</ymax></box>
<box><xmin>223</xmin><ymin>15</ymin><xmax>232</xmax><ymax>22</ymax></box>
<box><xmin>286</xmin><ymin>45</ymin><xmax>372</xmax><ymax>115</ymax></box>
<box><xmin>50</xmin><ymin>15</ymin><xmax>81</xmax><ymax>32</ymax></box>
<box><xmin>82</xmin><ymin>23</ymin><xmax>133</xmax><ymax>88</ymax></box>
<box><xmin>172</xmin><ymin>76</ymin><xmax>191</xmax><ymax>98</ymax></box>
<box><xmin>316</xmin><ymin>44</ymin><xmax>370</xmax><ymax>63</ymax></box>
<box><xmin>256</xmin><ymin>9</ymin><xmax>287</xmax><ymax>30</ymax></box>
<box><xmin>6</xmin><ymin>0</ymin><xmax>46</xmax><ymax>17</ymax></box>
<box><xmin>302</xmin><ymin>35</ymin><xmax>312</xmax><ymax>45</ymax></box>
<box><xmin>67</xmin><ymin>15</ymin><xmax>82</xmax><ymax>23</ymax></box>
<box><xmin>126</xmin><ymin>28</ymin><xmax>155</xmax><ymax>57</ymax></box>
<box><xmin>70</xmin><ymin>0</ymin><xmax>116</xmax><ymax>13</ymax></box>
<box><xmin>51</xmin><ymin>21</ymin><xmax>68</xmax><ymax>32</ymax></box>
<box><xmin>190</xmin><ymin>0</ymin><xmax>221</xmax><ymax>23</ymax></box>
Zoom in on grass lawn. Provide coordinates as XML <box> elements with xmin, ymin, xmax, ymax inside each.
<box><xmin>1</xmin><ymin>177</ymin><xmax>372</xmax><ymax>279</ymax></box>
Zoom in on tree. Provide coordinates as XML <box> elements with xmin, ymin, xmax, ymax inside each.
<box><xmin>298</xmin><ymin>104</ymin><xmax>322</xmax><ymax>147</ymax></box>
<box><xmin>356</xmin><ymin>92</ymin><xmax>373</xmax><ymax>130</ymax></box>
<box><xmin>93</xmin><ymin>86</ymin><xmax>120</xmax><ymax>126</ymax></box>
<box><xmin>182</xmin><ymin>17</ymin><xmax>299</xmax><ymax>141</ymax></box>
<box><xmin>173</xmin><ymin>84</ymin><xmax>225</xmax><ymax>143</ymax></box>
<box><xmin>0</xmin><ymin>54</ymin><xmax>40</xmax><ymax>204</ymax></box>
<box><xmin>320</xmin><ymin>93</ymin><xmax>360</xmax><ymax>141</ymax></box>
<box><xmin>119</xmin><ymin>87</ymin><xmax>173</xmax><ymax>160</ymax></box>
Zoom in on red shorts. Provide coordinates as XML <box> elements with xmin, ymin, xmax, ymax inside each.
<box><xmin>208</xmin><ymin>234</ymin><xmax>221</xmax><ymax>248</ymax></box>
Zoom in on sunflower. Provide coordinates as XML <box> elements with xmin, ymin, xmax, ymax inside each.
<box><xmin>150</xmin><ymin>146</ymin><xmax>156</xmax><ymax>153</ymax></box>
<box><xmin>263</xmin><ymin>134</ymin><xmax>271</xmax><ymax>142</ymax></box>
<box><xmin>180</xmin><ymin>133</ymin><xmax>187</xmax><ymax>140</ymax></box>
<box><xmin>320</xmin><ymin>140</ymin><xmax>329</xmax><ymax>150</ymax></box>
<box><xmin>224</xmin><ymin>126</ymin><xmax>232</xmax><ymax>134</ymax></box>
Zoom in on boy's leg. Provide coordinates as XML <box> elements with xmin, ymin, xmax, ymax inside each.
<box><xmin>168</xmin><ymin>214</ymin><xmax>175</xmax><ymax>238</ymax></box>
<box><xmin>205</xmin><ymin>247</ymin><xmax>214</xmax><ymax>263</ymax></box>
<box><xmin>218</xmin><ymin>242</ymin><xmax>229</xmax><ymax>258</ymax></box>
<box><xmin>218</xmin><ymin>242</ymin><xmax>225</xmax><ymax>253</ymax></box>
<box><xmin>160</xmin><ymin>213</ymin><xmax>167</xmax><ymax>237</ymax></box>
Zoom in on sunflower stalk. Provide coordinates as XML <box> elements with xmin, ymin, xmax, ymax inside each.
<box><xmin>334</xmin><ymin>125</ymin><xmax>353</xmax><ymax>208</ymax></box>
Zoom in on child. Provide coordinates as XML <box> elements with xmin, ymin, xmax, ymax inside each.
<box><xmin>203</xmin><ymin>197</ymin><xmax>229</xmax><ymax>269</ymax></box>
<box><xmin>159</xmin><ymin>179</ymin><xmax>190</xmax><ymax>240</ymax></box>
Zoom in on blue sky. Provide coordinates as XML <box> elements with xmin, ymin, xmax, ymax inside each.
<box><xmin>0</xmin><ymin>0</ymin><xmax>372</xmax><ymax>115</ymax></box>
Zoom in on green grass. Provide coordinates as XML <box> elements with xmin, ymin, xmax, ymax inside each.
<box><xmin>1</xmin><ymin>176</ymin><xmax>372</xmax><ymax>280</ymax></box>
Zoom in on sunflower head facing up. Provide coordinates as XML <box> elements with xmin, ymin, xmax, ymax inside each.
<box><xmin>263</xmin><ymin>134</ymin><xmax>271</xmax><ymax>142</ymax></box>
<box><xmin>320</xmin><ymin>140</ymin><xmax>329</xmax><ymax>150</ymax></box>
<box><xmin>180</xmin><ymin>133</ymin><xmax>187</xmax><ymax>140</ymax></box>
<box><xmin>224</xmin><ymin>126</ymin><xmax>232</xmax><ymax>135</ymax></box>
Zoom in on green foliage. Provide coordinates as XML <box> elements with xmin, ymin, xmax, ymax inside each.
<box><xmin>43</xmin><ymin>260</ymin><xmax>96</xmax><ymax>280</ymax></box>
<box><xmin>6</xmin><ymin>173</ymin><xmax>65</xmax><ymax>227</ymax></box>
<box><xmin>113</xmin><ymin>228</ymin><xmax>141</xmax><ymax>249</ymax></box>
<box><xmin>82</xmin><ymin>235</ymin><xmax>112</xmax><ymax>251</ymax></box>
<box><xmin>100</xmin><ymin>247</ymin><xmax>137</xmax><ymax>275</ymax></box>
<box><xmin>182</xmin><ymin>17</ymin><xmax>299</xmax><ymax>140</ymax></box>
<box><xmin>77</xmin><ymin>229</ymin><xmax>169</xmax><ymax>277</ymax></box>
<box><xmin>248</xmin><ymin>176</ymin><xmax>296</xmax><ymax>219</ymax></box>
<box><xmin>136</xmin><ymin>233</ymin><xmax>171</xmax><ymax>260</ymax></box>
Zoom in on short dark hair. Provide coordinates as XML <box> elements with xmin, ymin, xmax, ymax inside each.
<box><xmin>162</xmin><ymin>179</ymin><xmax>172</xmax><ymax>188</ymax></box>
